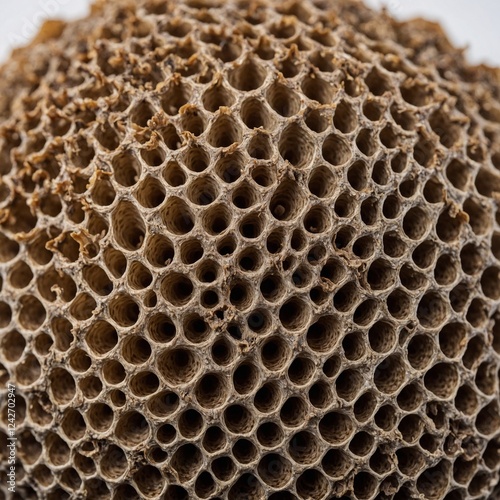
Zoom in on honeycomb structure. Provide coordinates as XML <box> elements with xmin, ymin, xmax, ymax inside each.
<box><xmin>0</xmin><ymin>0</ymin><xmax>500</xmax><ymax>498</ymax></box>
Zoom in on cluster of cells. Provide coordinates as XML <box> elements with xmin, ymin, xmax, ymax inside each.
<box><xmin>0</xmin><ymin>0</ymin><xmax>500</xmax><ymax>498</ymax></box>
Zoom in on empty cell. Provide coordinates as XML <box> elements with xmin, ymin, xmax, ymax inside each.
<box><xmin>466</xmin><ymin>298</ymin><xmax>488</xmax><ymax>327</ymax></box>
<box><xmin>322</xmin><ymin>133</ymin><xmax>352</xmax><ymax>166</ymax></box>
<box><xmin>356</xmin><ymin>128</ymin><xmax>378</xmax><ymax>156</ymax></box>
<box><xmin>436</xmin><ymin>209</ymin><xmax>462</xmax><ymax>242</ymax></box>
<box><xmin>238</xmin><ymin>212</ymin><xmax>263</xmax><ymax>239</ymax></box>
<box><xmin>147</xmin><ymin>313</ymin><xmax>176</xmax><ymax>343</ymax></box>
<box><xmin>288</xmin><ymin>431</ymin><xmax>321</xmax><ymax>465</ymax></box>
<box><xmin>254</xmin><ymin>381</ymin><xmax>282</xmax><ymax>414</ymax></box>
<box><xmin>417</xmin><ymin>460</ymin><xmax>451</xmax><ymax>499</ymax></box>
<box><xmin>293</xmin><ymin>468</ymin><xmax>328</xmax><ymax>500</ymax></box>
<box><xmin>61</xmin><ymin>409</ymin><xmax>86</xmax><ymax>441</ymax></box>
<box><xmin>367</xmin><ymin>258</ymin><xmax>395</xmax><ymax>290</ymax></box>
<box><xmin>434</xmin><ymin>254</ymin><xmax>458</xmax><ymax>285</ymax></box>
<box><xmin>446</xmin><ymin>159</ymin><xmax>469</xmax><ymax>191</ymax></box>
<box><xmin>161</xmin><ymin>80</ymin><xmax>190</xmax><ymax>115</ymax></box>
<box><xmin>353</xmin><ymin>390</ymin><xmax>378</xmax><ymax>423</ymax></box>
<box><xmin>233</xmin><ymin>361</ymin><xmax>260</xmax><ymax>395</ymax></box>
<box><xmin>347</xmin><ymin>160</ymin><xmax>369</xmax><ymax>191</ymax></box>
<box><xmin>211</xmin><ymin>337</ymin><xmax>235</xmax><ymax>367</ymax></box>
<box><xmin>386</xmin><ymin>288</ymin><xmax>412</xmax><ymax>320</ymax></box>
<box><xmin>476</xmin><ymin>401</ymin><xmax>500</xmax><ymax>435</ymax></box>
<box><xmin>397</xmin><ymin>382</ymin><xmax>423</xmax><ymax>412</ymax></box>
<box><xmin>257</xmin><ymin>421</ymin><xmax>284</xmax><ymax>448</ymax></box>
<box><xmin>178</xmin><ymin>408</ymin><xmax>204</xmax><ymax>439</ymax></box>
<box><xmin>380</xmin><ymin>124</ymin><xmax>399</xmax><ymax>148</ymax></box>
<box><xmin>147</xmin><ymin>391</ymin><xmax>179</xmax><ymax>418</ymax></box>
<box><xmin>130</xmin><ymin>371</ymin><xmax>159</xmax><ymax>397</ymax></box>
<box><xmin>304</xmin><ymin>108</ymin><xmax>330</xmax><ymax>132</ymax></box>
<box><xmin>333</xmin><ymin>99</ymin><xmax>358</xmax><ymax>133</ymax></box>
<box><xmin>214</xmin><ymin>151</ymin><xmax>243</xmax><ymax>183</ymax></box>
<box><xmin>407</xmin><ymin>334</ymin><xmax>434</xmax><ymax>370</ymax></box>
<box><xmin>229</xmin><ymin>280</ymin><xmax>253</xmax><ymax>309</ymax></box>
<box><xmin>8</xmin><ymin>261</ymin><xmax>33</xmax><ymax>289</ymax></box>
<box><xmin>201</xmin><ymin>289</ymin><xmax>220</xmax><ymax>309</ymax></box>
<box><xmin>79</xmin><ymin>375</ymin><xmax>102</xmax><ymax>399</ymax></box>
<box><xmin>258</xmin><ymin>453</ymin><xmax>292</xmax><ymax>488</ymax></box>
<box><xmin>100</xmin><ymin>444</ymin><xmax>128</xmax><ymax>480</ymax></box>
<box><xmin>267</xmin><ymin>81</ymin><xmax>301</xmax><ymax>117</ymax></box>
<box><xmin>162</xmin><ymin>197</ymin><xmax>194</xmax><ymax>235</ymax></box>
<box><xmin>464</xmin><ymin>197</ymin><xmax>491</xmax><ymax>235</ymax></box>
<box><xmin>202</xmin><ymin>81</ymin><xmax>235</xmax><ymax>111</ymax></box>
<box><xmin>280</xmin><ymin>396</ymin><xmax>308</xmax><ymax>427</ymax></box>
<box><xmin>319</xmin><ymin>411</ymin><xmax>354</xmax><ymax>444</ymax></box>
<box><xmin>163</xmin><ymin>161</ymin><xmax>186</xmax><ymax>187</ymax></box>
<box><xmin>224</xmin><ymin>404</ymin><xmax>255</xmax><ymax>434</ymax></box>
<box><xmin>247</xmin><ymin>308</ymin><xmax>271</xmax><ymax>334</ymax></box>
<box><xmin>161</xmin><ymin>273</ymin><xmax>194</xmax><ymax>306</ymax></box>
<box><xmin>397</xmin><ymin>447</ymin><xmax>425</xmax><ymax>476</ymax></box>
<box><xmin>374</xmin><ymin>354</ymin><xmax>406</xmax><ymax>394</ymax></box>
<box><xmin>232</xmin><ymin>438</ymin><xmax>257</xmax><ymax>464</ymax></box>
<box><xmin>85</xmin><ymin>320</ymin><xmax>118</xmax><ymax>356</ymax></box>
<box><xmin>194</xmin><ymin>259</ymin><xmax>219</xmax><ymax>285</ymax></box>
<box><xmin>270</xmin><ymin>179</ymin><xmax>304</xmax><ymax>220</ymax></box>
<box><xmin>382</xmin><ymin>194</ymin><xmax>400</xmax><ymax>218</ymax></box>
<box><xmin>228</xmin><ymin>473</ymin><xmax>264</xmax><ymax>500</ymax></box>
<box><xmin>279</xmin><ymin>123</ymin><xmax>314</xmax><ymax>168</ymax></box>
<box><xmin>349</xmin><ymin>431</ymin><xmax>375</xmax><ymax>457</ymax></box>
<box><xmin>87</xmin><ymin>403</ymin><xmax>114</xmax><ymax>432</ymax></box>
<box><xmin>1</xmin><ymin>330</ymin><xmax>24</xmax><ymax>362</ymax></box>
<box><xmin>157</xmin><ymin>347</ymin><xmax>201</xmax><ymax>386</ymax></box>
<box><xmin>241</xmin><ymin>97</ymin><xmax>273</xmax><ymax>129</ymax></box>
<box><xmin>108</xmin><ymin>293</ymin><xmax>140</xmax><ymax>326</ymax></box>
<box><xmin>259</xmin><ymin>335</ymin><xmax>290</xmax><ymax>374</ymax></box>
<box><xmin>338</xmin><ymin>368</ymin><xmax>368</xmax><ymax>404</ymax></box>
<box><xmin>475</xmin><ymin>166</ymin><xmax>500</xmax><ymax>197</ymax></box>
<box><xmin>228</xmin><ymin>57</ymin><xmax>266</xmax><ymax>91</ymax></box>
<box><xmin>307</xmin><ymin>314</ymin><xmax>341</xmax><ymax>352</ymax></box>
<box><xmin>279</xmin><ymin>297</ymin><xmax>310</xmax><ymax>332</ymax></box>
<box><xmin>413</xmin><ymin>132</ymin><xmax>436</xmax><ymax>167</ymax></box>
<box><xmin>202</xmin><ymin>203</ymin><xmax>232</xmax><ymax>236</ymax></box>
<box><xmin>383</xmin><ymin>231</ymin><xmax>407</xmax><ymax>258</ymax></box>
<box><xmin>439</xmin><ymin>323</ymin><xmax>466</xmax><ymax>359</ymax></box>
<box><xmin>475</xmin><ymin>361</ymin><xmax>497</xmax><ymax>396</ymax></box>
<box><xmin>232</xmin><ymin>181</ymin><xmax>260</xmax><ymax>209</ymax></box>
<box><xmin>112</xmin><ymin>201</ymin><xmax>146</xmax><ymax>250</ymax></box>
<box><xmin>211</xmin><ymin>455</ymin><xmax>236</xmax><ymax>482</ymax></box>
<box><xmin>198</xmin><ymin>426</ymin><xmax>226</xmax><ymax>457</ymax></box>
<box><xmin>303</xmin><ymin>205</ymin><xmax>331</xmax><ymax>234</ymax></box>
<box><xmin>251</xmin><ymin>163</ymin><xmax>276</xmax><ymax>187</ymax></box>
<box><xmin>360</xmin><ymin>196</ymin><xmax>379</xmax><ymax>225</ymax></box>
<box><xmin>171</xmin><ymin>444</ymin><xmax>203</xmax><ymax>482</ymax></box>
<box><xmin>481</xmin><ymin>266</ymin><xmax>500</xmax><ymax>299</ymax></box>
<box><xmin>403</xmin><ymin>207</ymin><xmax>430</xmax><ymax>240</ymax></box>
<box><xmin>102</xmin><ymin>359</ymin><xmax>126</xmax><ymax>385</ymax></box>
<box><xmin>424</xmin><ymin>363</ymin><xmax>458</xmax><ymax>399</ymax></box>
<box><xmin>301</xmin><ymin>74</ymin><xmax>333</xmax><ymax>104</ymax></box>
<box><xmin>309</xmin><ymin>381</ymin><xmax>333</xmax><ymax>409</ymax></box>
<box><xmin>18</xmin><ymin>295</ymin><xmax>45</xmax><ymax>330</ymax></box>
<box><xmin>288</xmin><ymin>356</ymin><xmax>315</xmax><ymax>386</ymax></box>
<box><xmin>195</xmin><ymin>373</ymin><xmax>228</xmax><ymax>409</ymax></box>
<box><xmin>115</xmin><ymin>411</ymin><xmax>150</xmax><ymax>449</ymax></box>
<box><xmin>334</xmin><ymin>281</ymin><xmax>360</xmax><ymax>312</ymax></box>
<box><xmin>207</xmin><ymin>115</ymin><xmax>242</xmax><ymax>148</ymax></box>
<box><xmin>417</xmin><ymin>292</ymin><xmax>448</xmax><ymax>328</ymax></box>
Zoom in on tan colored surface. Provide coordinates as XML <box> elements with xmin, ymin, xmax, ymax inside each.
<box><xmin>0</xmin><ymin>0</ymin><xmax>499</xmax><ymax>498</ymax></box>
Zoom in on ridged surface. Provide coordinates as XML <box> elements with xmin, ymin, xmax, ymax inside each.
<box><xmin>0</xmin><ymin>0</ymin><xmax>499</xmax><ymax>499</ymax></box>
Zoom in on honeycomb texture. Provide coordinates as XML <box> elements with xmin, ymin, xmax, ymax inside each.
<box><xmin>0</xmin><ymin>0</ymin><xmax>500</xmax><ymax>498</ymax></box>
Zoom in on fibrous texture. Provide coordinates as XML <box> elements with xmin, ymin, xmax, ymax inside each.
<box><xmin>0</xmin><ymin>0</ymin><xmax>500</xmax><ymax>498</ymax></box>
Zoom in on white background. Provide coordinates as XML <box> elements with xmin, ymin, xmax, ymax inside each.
<box><xmin>0</xmin><ymin>0</ymin><xmax>498</xmax><ymax>65</ymax></box>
